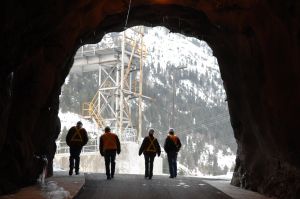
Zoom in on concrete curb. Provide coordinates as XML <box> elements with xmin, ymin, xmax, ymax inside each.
<box><xmin>0</xmin><ymin>171</ymin><xmax>85</xmax><ymax>199</ymax></box>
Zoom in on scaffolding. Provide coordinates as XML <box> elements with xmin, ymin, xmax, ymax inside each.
<box><xmin>70</xmin><ymin>26</ymin><xmax>149</xmax><ymax>142</ymax></box>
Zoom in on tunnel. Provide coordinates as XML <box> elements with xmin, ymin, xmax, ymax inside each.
<box><xmin>0</xmin><ymin>1</ymin><xmax>299</xmax><ymax>198</ymax></box>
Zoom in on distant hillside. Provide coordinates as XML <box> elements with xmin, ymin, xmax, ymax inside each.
<box><xmin>59</xmin><ymin>26</ymin><xmax>236</xmax><ymax>176</ymax></box>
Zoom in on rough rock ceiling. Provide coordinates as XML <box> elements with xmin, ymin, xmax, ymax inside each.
<box><xmin>0</xmin><ymin>1</ymin><xmax>299</xmax><ymax>198</ymax></box>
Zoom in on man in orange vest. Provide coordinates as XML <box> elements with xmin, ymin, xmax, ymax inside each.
<box><xmin>139</xmin><ymin>128</ymin><xmax>161</xmax><ymax>179</ymax></box>
<box><xmin>99</xmin><ymin>126</ymin><xmax>121</xmax><ymax>180</ymax></box>
<box><xmin>66</xmin><ymin>121</ymin><xmax>88</xmax><ymax>176</ymax></box>
<box><xmin>164</xmin><ymin>128</ymin><xmax>181</xmax><ymax>178</ymax></box>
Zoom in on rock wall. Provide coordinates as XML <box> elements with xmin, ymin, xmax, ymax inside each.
<box><xmin>0</xmin><ymin>0</ymin><xmax>299</xmax><ymax>198</ymax></box>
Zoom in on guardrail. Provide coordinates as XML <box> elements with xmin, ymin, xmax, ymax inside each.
<box><xmin>56</xmin><ymin>139</ymin><xmax>99</xmax><ymax>154</ymax></box>
<box><xmin>56</xmin><ymin>145</ymin><xmax>99</xmax><ymax>154</ymax></box>
<box><xmin>56</xmin><ymin>133</ymin><xmax>136</xmax><ymax>154</ymax></box>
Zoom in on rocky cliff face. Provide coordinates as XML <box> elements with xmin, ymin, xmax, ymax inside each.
<box><xmin>0</xmin><ymin>1</ymin><xmax>299</xmax><ymax>198</ymax></box>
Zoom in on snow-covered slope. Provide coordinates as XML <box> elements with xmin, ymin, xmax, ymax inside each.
<box><xmin>144</xmin><ymin>27</ymin><xmax>218</xmax><ymax>72</ymax></box>
<box><xmin>144</xmin><ymin>27</ymin><xmax>225</xmax><ymax>107</ymax></box>
<box><xmin>83</xmin><ymin>26</ymin><xmax>225</xmax><ymax>107</ymax></box>
<box><xmin>60</xmin><ymin>26</ymin><xmax>236</xmax><ymax>176</ymax></box>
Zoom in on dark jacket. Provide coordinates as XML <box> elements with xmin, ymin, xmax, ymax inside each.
<box><xmin>66</xmin><ymin>126</ymin><xmax>88</xmax><ymax>148</ymax></box>
<box><xmin>164</xmin><ymin>135</ymin><xmax>181</xmax><ymax>153</ymax></box>
<box><xmin>139</xmin><ymin>136</ymin><xmax>161</xmax><ymax>156</ymax></box>
<box><xmin>99</xmin><ymin>132</ymin><xmax>121</xmax><ymax>156</ymax></box>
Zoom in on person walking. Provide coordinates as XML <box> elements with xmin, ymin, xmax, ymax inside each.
<box><xmin>164</xmin><ymin>128</ymin><xmax>181</xmax><ymax>178</ymax></box>
<box><xmin>66</xmin><ymin>121</ymin><xmax>88</xmax><ymax>176</ymax></box>
<box><xmin>139</xmin><ymin>129</ymin><xmax>161</xmax><ymax>179</ymax></box>
<box><xmin>99</xmin><ymin>126</ymin><xmax>121</xmax><ymax>180</ymax></box>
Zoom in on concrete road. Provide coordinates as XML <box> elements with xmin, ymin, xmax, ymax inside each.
<box><xmin>74</xmin><ymin>174</ymin><xmax>232</xmax><ymax>199</ymax></box>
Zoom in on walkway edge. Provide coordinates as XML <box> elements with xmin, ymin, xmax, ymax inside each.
<box><xmin>203</xmin><ymin>180</ymin><xmax>276</xmax><ymax>199</ymax></box>
<box><xmin>49</xmin><ymin>171</ymin><xmax>85</xmax><ymax>198</ymax></box>
<box><xmin>0</xmin><ymin>172</ymin><xmax>85</xmax><ymax>199</ymax></box>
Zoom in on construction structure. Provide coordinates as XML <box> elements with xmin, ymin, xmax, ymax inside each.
<box><xmin>70</xmin><ymin>26</ymin><xmax>149</xmax><ymax>141</ymax></box>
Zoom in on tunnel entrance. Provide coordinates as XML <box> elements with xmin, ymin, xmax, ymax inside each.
<box><xmin>1</xmin><ymin>1</ymin><xmax>299</xmax><ymax>199</ymax></box>
<box><xmin>55</xmin><ymin>26</ymin><xmax>236</xmax><ymax>178</ymax></box>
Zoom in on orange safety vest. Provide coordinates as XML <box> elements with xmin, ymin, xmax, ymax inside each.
<box><xmin>102</xmin><ymin>132</ymin><xmax>117</xmax><ymax>150</ymax></box>
<box><xmin>71</xmin><ymin>127</ymin><xmax>83</xmax><ymax>143</ymax></box>
<box><xmin>146</xmin><ymin>137</ymin><xmax>157</xmax><ymax>152</ymax></box>
<box><xmin>168</xmin><ymin>135</ymin><xmax>178</xmax><ymax>146</ymax></box>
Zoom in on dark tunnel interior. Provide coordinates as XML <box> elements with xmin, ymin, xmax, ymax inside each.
<box><xmin>0</xmin><ymin>1</ymin><xmax>299</xmax><ymax>198</ymax></box>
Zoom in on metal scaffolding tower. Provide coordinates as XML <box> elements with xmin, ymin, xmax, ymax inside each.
<box><xmin>70</xmin><ymin>26</ymin><xmax>148</xmax><ymax>141</ymax></box>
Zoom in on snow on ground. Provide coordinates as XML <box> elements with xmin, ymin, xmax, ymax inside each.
<box><xmin>178</xmin><ymin>162</ymin><xmax>233</xmax><ymax>180</ymax></box>
<box><xmin>57</xmin><ymin>112</ymin><xmax>235</xmax><ymax>177</ymax></box>
<box><xmin>53</xmin><ymin>162</ymin><xmax>66</xmax><ymax>172</ymax></box>
<box><xmin>217</xmin><ymin>149</ymin><xmax>236</xmax><ymax>169</ymax></box>
<box><xmin>195</xmin><ymin>172</ymin><xmax>234</xmax><ymax>180</ymax></box>
<box><xmin>41</xmin><ymin>181</ymin><xmax>70</xmax><ymax>199</ymax></box>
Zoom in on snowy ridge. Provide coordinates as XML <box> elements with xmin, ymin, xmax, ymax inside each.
<box><xmin>143</xmin><ymin>27</ymin><xmax>225</xmax><ymax>107</ymax></box>
<box><xmin>87</xmin><ymin>26</ymin><xmax>226</xmax><ymax>107</ymax></box>
<box><xmin>144</xmin><ymin>27</ymin><xmax>218</xmax><ymax>72</ymax></box>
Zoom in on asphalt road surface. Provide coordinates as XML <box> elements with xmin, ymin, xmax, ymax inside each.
<box><xmin>75</xmin><ymin>174</ymin><xmax>232</xmax><ymax>199</ymax></box>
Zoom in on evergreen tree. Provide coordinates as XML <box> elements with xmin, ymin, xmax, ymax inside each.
<box><xmin>59</xmin><ymin>27</ymin><xmax>236</xmax><ymax>175</ymax></box>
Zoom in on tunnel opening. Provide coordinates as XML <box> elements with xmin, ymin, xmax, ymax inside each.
<box><xmin>1</xmin><ymin>2</ymin><xmax>299</xmax><ymax>199</ymax></box>
<box><xmin>55</xmin><ymin>25</ymin><xmax>237</xmax><ymax>179</ymax></box>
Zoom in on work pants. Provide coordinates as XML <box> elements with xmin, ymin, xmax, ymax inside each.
<box><xmin>69</xmin><ymin>146</ymin><xmax>82</xmax><ymax>173</ymax></box>
<box><xmin>104</xmin><ymin>150</ymin><xmax>117</xmax><ymax>178</ymax></box>
<box><xmin>144</xmin><ymin>153</ymin><xmax>156</xmax><ymax>178</ymax></box>
<box><xmin>167</xmin><ymin>151</ymin><xmax>178</xmax><ymax>178</ymax></box>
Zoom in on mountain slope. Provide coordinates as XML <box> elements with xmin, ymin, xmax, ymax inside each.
<box><xmin>59</xmin><ymin>26</ymin><xmax>236</xmax><ymax>176</ymax></box>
